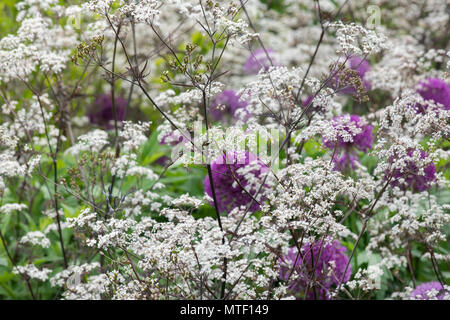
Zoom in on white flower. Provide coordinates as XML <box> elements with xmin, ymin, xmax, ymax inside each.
<box><xmin>20</xmin><ymin>231</ymin><xmax>51</xmax><ymax>248</ymax></box>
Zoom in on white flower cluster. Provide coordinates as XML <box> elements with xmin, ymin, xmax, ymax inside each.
<box><xmin>119</xmin><ymin>121</ymin><xmax>151</xmax><ymax>151</ymax></box>
<box><xmin>67</xmin><ymin>130</ymin><xmax>109</xmax><ymax>156</ymax></box>
<box><xmin>329</xmin><ymin>21</ymin><xmax>389</xmax><ymax>56</ymax></box>
<box><xmin>20</xmin><ymin>231</ymin><xmax>51</xmax><ymax>248</ymax></box>
<box><xmin>267</xmin><ymin>158</ymin><xmax>359</xmax><ymax>240</ymax></box>
<box><xmin>13</xmin><ymin>264</ymin><xmax>52</xmax><ymax>282</ymax></box>
<box><xmin>345</xmin><ymin>264</ymin><xmax>384</xmax><ymax>293</ymax></box>
<box><xmin>0</xmin><ymin>203</ymin><xmax>27</xmax><ymax>215</ymax></box>
<box><xmin>0</xmin><ymin>1</ymin><xmax>77</xmax><ymax>82</ymax></box>
<box><xmin>0</xmin><ymin>0</ymin><xmax>448</xmax><ymax>302</ymax></box>
<box><xmin>50</xmin><ymin>262</ymin><xmax>100</xmax><ymax>287</ymax></box>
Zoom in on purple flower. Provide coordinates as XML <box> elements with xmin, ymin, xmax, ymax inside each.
<box><xmin>156</xmin><ymin>132</ymin><xmax>185</xmax><ymax>166</ymax></box>
<box><xmin>414</xmin><ymin>78</ymin><xmax>450</xmax><ymax>112</ymax></box>
<box><xmin>203</xmin><ymin>151</ymin><xmax>268</xmax><ymax>214</ymax></box>
<box><xmin>390</xmin><ymin>149</ymin><xmax>436</xmax><ymax>193</ymax></box>
<box><xmin>324</xmin><ymin>115</ymin><xmax>374</xmax><ymax>152</ymax></box>
<box><xmin>302</xmin><ymin>95</ymin><xmax>325</xmax><ymax>117</ymax></box>
<box><xmin>160</xmin><ymin>132</ymin><xmax>184</xmax><ymax>146</ymax></box>
<box><xmin>210</xmin><ymin>90</ymin><xmax>249</xmax><ymax>122</ymax></box>
<box><xmin>279</xmin><ymin>240</ymin><xmax>351</xmax><ymax>300</ymax></box>
<box><xmin>323</xmin><ymin>114</ymin><xmax>374</xmax><ymax>172</ymax></box>
<box><xmin>333</xmin><ymin>153</ymin><xmax>359</xmax><ymax>172</ymax></box>
<box><xmin>243</xmin><ymin>48</ymin><xmax>279</xmax><ymax>75</ymax></box>
<box><xmin>89</xmin><ymin>94</ymin><xmax>127</xmax><ymax>129</ymax></box>
<box><xmin>332</xmin><ymin>55</ymin><xmax>371</xmax><ymax>95</ymax></box>
<box><xmin>410</xmin><ymin>282</ymin><xmax>445</xmax><ymax>300</ymax></box>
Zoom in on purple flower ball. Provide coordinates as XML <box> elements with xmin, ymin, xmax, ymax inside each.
<box><xmin>333</xmin><ymin>153</ymin><xmax>359</xmax><ymax>172</ymax></box>
<box><xmin>279</xmin><ymin>240</ymin><xmax>351</xmax><ymax>300</ymax></box>
<box><xmin>203</xmin><ymin>151</ymin><xmax>268</xmax><ymax>214</ymax></box>
<box><xmin>390</xmin><ymin>149</ymin><xmax>436</xmax><ymax>193</ymax></box>
<box><xmin>332</xmin><ymin>56</ymin><xmax>371</xmax><ymax>95</ymax></box>
<box><xmin>89</xmin><ymin>94</ymin><xmax>127</xmax><ymax>129</ymax></box>
<box><xmin>243</xmin><ymin>48</ymin><xmax>279</xmax><ymax>75</ymax></box>
<box><xmin>302</xmin><ymin>95</ymin><xmax>325</xmax><ymax>116</ymax></box>
<box><xmin>410</xmin><ymin>282</ymin><xmax>445</xmax><ymax>300</ymax></box>
<box><xmin>415</xmin><ymin>78</ymin><xmax>450</xmax><ymax>112</ymax></box>
<box><xmin>156</xmin><ymin>132</ymin><xmax>185</xmax><ymax>166</ymax></box>
<box><xmin>323</xmin><ymin>114</ymin><xmax>374</xmax><ymax>153</ymax></box>
<box><xmin>210</xmin><ymin>90</ymin><xmax>249</xmax><ymax>122</ymax></box>
<box><xmin>160</xmin><ymin>132</ymin><xmax>184</xmax><ymax>146</ymax></box>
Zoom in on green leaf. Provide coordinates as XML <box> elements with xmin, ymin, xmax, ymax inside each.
<box><xmin>304</xmin><ymin>139</ymin><xmax>324</xmax><ymax>157</ymax></box>
<box><xmin>138</xmin><ymin>130</ymin><xmax>161</xmax><ymax>165</ymax></box>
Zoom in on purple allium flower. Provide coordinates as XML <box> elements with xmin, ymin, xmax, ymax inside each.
<box><xmin>160</xmin><ymin>132</ymin><xmax>184</xmax><ymax>146</ymax></box>
<box><xmin>302</xmin><ymin>95</ymin><xmax>325</xmax><ymax>116</ymax></box>
<box><xmin>89</xmin><ymin>94</ymin><xmax>127</xmax><ymax>129</ymax></box>
<box><xmin>323</xmin><ymin>115</ymin><xmax>374</xmax><ymax>152</ymax></box>
<box><xmin>156</xmin><ymin>132</ymin><xmax>185</xmax><ymax>166</ymax></box>
<box><xmin>243</xmin><ymin>48</ymin><xmax>280</xmax><ymax>75</ymax></box>
<box><xmin>322</xmin><ymin>115</ymin><xmax>373</xmax><ymax>172</ymax></box>
<box><xmin>410</xmin><ymin>282</ymin><xmax>445</xmax><ymax>300</ymax></box>
<box><xmin>203</xmin><ymin>151</ymin><xmax>268</xmax><ymax>214</ymax></box>
<box><xmin>210</xmin><ymin>90</ymin><xmax>249</xmax><ymax>122</ymax></box>
<box><xmin>332</xmin><ymin>55</ymin><xmax>371</xmax><ymax>95</ymax></box>
<box><xmin>390</xmin><ymin>149</ymin><xmax>436</xmax><ymax>193</ymax></box>
<box><xmin>279</xmin><ymin>240</ymin><xmax>351</xmax><ymax>300</ymax></box>
<box><xmin>333</xmin><ymin>153</ymin><xmax>359</xmax><ymax>172</ymax></box>
<box><xmin>414</xmin><ymin>78</ymin><xmax>450</xmax><ymax>112</ymax></box>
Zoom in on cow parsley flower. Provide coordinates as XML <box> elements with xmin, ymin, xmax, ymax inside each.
<box><xmin>66</xmin><ymin>129</ymin><xmax>109</xmax><ymax>155</ymax></box>
<box><xmin>203</xmin><ymin>151</ymin><xmax>268</xmax><ymax>214</ymax></box>
<box><xmin>20</xmin><ymin>231</ymin><xmax>51</xmax><ymax>248</ymax></box>
<box><xmin>279</xmin><ymin>240</ymin><xmax>352</xmax><ymax>300</ymax></box>
<box><xmin>13</xmin><ymin>264</ymin><xmax>52</xmax><ymax>282</ymax></box>
<box><xmin>0</xmin><ymin>203</ymin><xmax>27</xmax><ymax>214</ymax></box>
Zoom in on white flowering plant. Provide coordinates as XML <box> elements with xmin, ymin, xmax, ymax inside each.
<box><xmin>0</xmin><ymin>0</ymin><xmax>448</xmax><ymax>301</ymax></box>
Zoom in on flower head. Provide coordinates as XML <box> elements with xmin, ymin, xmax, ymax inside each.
<box><xmin>160</xmin><ymin>132</ymin><xmax>184</xmax><ymax>146</ymax></box>
<box><xmin>333</xmin><ymin>153</ymin><xmax>360</xmax><ymax>172</ymax></box>
<box><xmin>279</xmin><ymin>240</ymin><xmax>351</xmax><ymax>300</ymax></box>
<box><xmin>203</xmin><ymin>151</ymin><xmax>268</xmax><ymax>214</ymax></box>
<box><xmin>414</xmin><ymin>78</ymin><xmax>450</xmax><ymax>112</ymax></box>
<box><xmin>210</xmin><ymin>90</ymin><xmax>249</xmax><ymax>122</ymax></box>
<box><xmin>302</xmin><ymin>95</ymin><xmax>325</xmax><ymax>117</ymax></box>
<box><xmin>410</xmin><ymin>281</ymin><xmax>445</xmax><ymax>300</ymax></box>
<box><xmin>156</xmin><ymin>131</ymin><xmax>185</xmax><ymax>166</ymax></box>
<box><xmin>243</xmin><ymin>48</ymin><xmax>279</xmax><ymax>75</ymax></box>
<box><xmin>332</xmin><ymin>55</ymin><xmax>371</xmax><ymax>95</ymax></box>
<box><xmin>89</xmin><ymin>94</ymin><xmax>127</xmax><ymax>129</ymax></box>
<box><xmin>323</xmin><ymin>114</ymin><xmax>373</xmax><ymax>172</ymax></box>
<box><xmin>323</xmin><ymin>114</ymin><xmax>374</xmax><ymax>152</ymax></box>
<box><xmin>390</xmin><ymin>149</ymin><xmax>436</xmax><ymax>193</ymax></box>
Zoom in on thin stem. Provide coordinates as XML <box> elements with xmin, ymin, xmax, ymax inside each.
<box><xmin>0</xmin><ymin>229</ymin><xmax>36</xmax><ymax>299</ymax></box>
